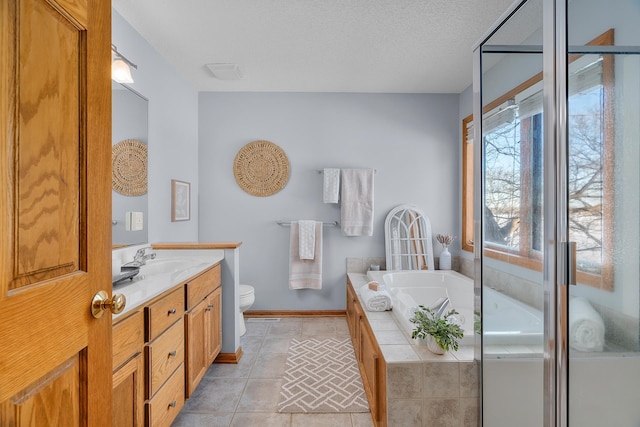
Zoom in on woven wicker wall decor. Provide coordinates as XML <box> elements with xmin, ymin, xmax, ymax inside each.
<box><xmin>112</xmin><ymin>139</ymin><xmax>148</xmax><ymax>196</ymax></box>
<box><xmin>233</xmin><ymin>140</ymin><xmax>290</xmax><ymax>197</ymax></box>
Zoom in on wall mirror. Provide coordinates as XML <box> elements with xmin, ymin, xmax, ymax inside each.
<box><xmin>384</xmin><ymin>204</ymin><xmax>435</xmax><ymax>271</ymax></box>
<box><xmin>112</xmin><ymin>81</ymin><xmax>148</xmax><ymax>247</ymax></box>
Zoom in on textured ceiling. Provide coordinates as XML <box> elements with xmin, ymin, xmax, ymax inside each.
<box><xmin>113</xmin><ymin>0</ymin><xmax>515</xmax><ymax>93</ymax></box>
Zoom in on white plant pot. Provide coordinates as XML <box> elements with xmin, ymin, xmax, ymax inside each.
<box><xmin>419</xmin><ymin>335</ymin><xmax>446</xmax><ymax>355</ymax></box>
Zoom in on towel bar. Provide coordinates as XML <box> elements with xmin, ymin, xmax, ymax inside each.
<box><xmin>277</xmin><ymin>220</ymin><xmax>339</xmax><ymax>227</ymax></box>
<box><xmin>316</xmin><ymin>169</ymin><xmax>376</xmax><ymax>173</ymax></box>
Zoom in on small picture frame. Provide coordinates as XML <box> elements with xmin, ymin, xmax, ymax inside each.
<box><xmin>171</xmin><ymin>179</ymin><xmax>190</xmax><ymax>222</ymax></box>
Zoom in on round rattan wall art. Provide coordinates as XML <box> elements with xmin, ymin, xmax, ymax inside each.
<box><xmin>233</xmin><ymin>140</ymin><xmax>290</xmax><ymax>197</ymax></box>
<box><xmin>112</xmin><ymin>139</ymin><xmax>148</xmax><ymax>196</ymax></box>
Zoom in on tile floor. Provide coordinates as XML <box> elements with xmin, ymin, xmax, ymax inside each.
<box><xmin>172</xmin><ymin>317</ymin><xmax>375</xmax><ymax>427</ymax></box>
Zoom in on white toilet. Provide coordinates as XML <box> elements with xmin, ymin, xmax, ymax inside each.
<box><xmin>239</xmin><ymin>284</ymin><xmax>255</xmax><ymax>336</ymax></box>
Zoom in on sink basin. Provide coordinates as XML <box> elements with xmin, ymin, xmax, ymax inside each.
<box><xmin>138</xmin><ymin>257</ymin><xmax>213</xmax><ymax>277</ymax></box>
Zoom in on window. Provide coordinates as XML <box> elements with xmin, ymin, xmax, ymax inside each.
<box><xmin>462</xmin><ymin>29</ymin><xmax>614</xmax><ymax>290</ymax></box>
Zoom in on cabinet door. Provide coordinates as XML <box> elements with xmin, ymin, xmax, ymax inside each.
<box><xmin>206</xmin><ymin>286</ymin><xmax>222</xmax><ymax>364</ymax></box>
<box><xmin>185</xmin><ymin>297</ymin><xmax>208</xmax><ymax>397</ymax></box>
<box><xmin>113</xmin><ymin>353</ymin><xmax>144</xmax><ymax>427</ymax></box>
<box><xmin>360</xmin><ymin>318</ymin><xmax>380</xmax><ymax>423</ymax></box>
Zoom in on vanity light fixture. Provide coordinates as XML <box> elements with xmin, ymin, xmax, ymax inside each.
<box><xmin>112</xmin><ymin>44</ymin><xmax>137</xmax><ymax>84</ymax></box>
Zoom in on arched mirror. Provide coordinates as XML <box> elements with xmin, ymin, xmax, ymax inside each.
<box><xmin>384</xmin><ymin>204</ymin><xmax>434</xmax><ymax>271</ymax></box>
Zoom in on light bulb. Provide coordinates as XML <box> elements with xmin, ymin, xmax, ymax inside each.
<box><xmin>112</xmin><ymin>59</ymin><xmax>134</xmax><ymax>83</ymax></box>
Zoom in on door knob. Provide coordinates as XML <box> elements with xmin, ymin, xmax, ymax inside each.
<box><xmin>91</xmin><ymin>290</ymin><xmax>126</xmax><ymax>318</ymax></box>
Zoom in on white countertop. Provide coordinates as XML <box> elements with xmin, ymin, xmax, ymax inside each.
<box><xmin>112</xmin><ymin>249</ymin><xmax>224</xmax><ymax>320</ymax></box>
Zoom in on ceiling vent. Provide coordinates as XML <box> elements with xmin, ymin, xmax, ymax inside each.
<box><xmin>206</xmin><ymin>63</ymin><xmax>244</xmax><ymax>80</ymax></box>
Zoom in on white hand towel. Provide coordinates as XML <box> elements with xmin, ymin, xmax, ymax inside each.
<box><xmin>298</xmin><ymin>220</ymin><xmax>316</xmax><ymax>260</ymax></box>
<box><xmin>359</xmin><ymin>282</ymin><xmax>392</xmax><ymax>311</ymax></box>
<box><xmin>323</xmin><ymin>168</ymin><xmax>340</xmax><ymax>203</ymax></box>
<box><xmin>289</xmin><ymin>221</ymin><xmax>323</xmax><ymax>289</ymax></box>
<box><xmin>569</xmin><ymin>296</ymin><xmax>605</xmax><ymax>352</ymax></box>
<box><xmin>340</xmin><ymin>168</ymin><xmax>374</xmax><ymax>236</ymax></box>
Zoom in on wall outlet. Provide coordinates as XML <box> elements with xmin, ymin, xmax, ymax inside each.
<box><xmin>125</xmin><ymin>211</ymin><xmax>144</xmax><ymax>231</ymax></box>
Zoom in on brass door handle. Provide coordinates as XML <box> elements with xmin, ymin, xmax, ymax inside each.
<box><xmin>91</xmin><ymin>291</ymin><xmax>126</xmax><ymax>318</ymax></box>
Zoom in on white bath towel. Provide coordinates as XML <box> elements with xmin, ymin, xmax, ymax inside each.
<box><xmin>569</xmin><ymin>296</ymin><xmax>605</xmax><ymax>352</ymax></box>
<box><xmin>289</xmin><ymin>221</ymin><xmax>323</xmax><ymax>289</ymax></box>
<box><xmin>323</xmin><ymin>168</ymin><xmax>340</xmax><ymax>203</ymax></box>
<box><xmin>340</xmin><ymin>168</ymin><xmax>374</xmax><ymax>236</ymax></box>
<box><xmin>298</xmin><ymin>220</ymin><xmax>316</xmax><ymax>260</ymax></box>
<box><xmin>359</xmin><ymin>282</ymin><xmax>392</xmax><ymax>312</ymax></box>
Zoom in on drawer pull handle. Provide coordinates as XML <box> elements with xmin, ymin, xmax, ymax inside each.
<box><xmin>168</xmin><ymin>401</ymin><xmax>177</xmax><ymax>408</ymax></box>
<box><xmin>168</xmin><ymin>350</ymin><xmax>177</xmax><ymax>357</ymax></box>
<box><xmin>168</xmin><ymin>308</ymin><xmax>177</xmax><ymax>315</ymax></box>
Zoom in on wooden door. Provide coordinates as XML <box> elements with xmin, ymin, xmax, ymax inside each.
<box><xmin>0</xmin><ymin>0</ymin><xmax>112</xmax><ymax>425</ymax></box>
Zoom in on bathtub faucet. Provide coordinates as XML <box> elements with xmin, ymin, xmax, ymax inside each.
<box><xmin>430</xmin><ymin>297</ymin><xmax>450</xmax><ymax>319</ymax></box>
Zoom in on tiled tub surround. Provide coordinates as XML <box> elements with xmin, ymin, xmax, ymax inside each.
<box><xmin>347</xmin><ymin>273</ymin><xmax>478</xmax><ymax>427</ymax></box>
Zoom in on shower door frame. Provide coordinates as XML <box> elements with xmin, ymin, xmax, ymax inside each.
<box><xmin>473</xmin><ymin>0</ymin><xmax>569</xmax><ymax>425</ymax></box>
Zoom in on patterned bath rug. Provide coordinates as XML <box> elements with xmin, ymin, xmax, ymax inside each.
<box><xmin>277</xmin><ymin>337</ymin><xmax>370</xmax><ymax>413</ymax></box>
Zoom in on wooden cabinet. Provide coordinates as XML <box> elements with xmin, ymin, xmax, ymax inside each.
<box><xmin>111</xmin><ymin>262</ymin><xmax>223</xmax><ymax>426</ymax></box>
<box><xmin>145</xmin><ymin>287</ymin><xmax>185</xmax><ymax>342</ymax></box>
<box><xmin>206</xmin><ymin>286</ymin><xmax>222</xmax><ymax>363</ymax></box>
<box><xmin>112</xmin><ymin>310</ymin><xmax>145</xmax><ymax>427</ymax></box>
<box><xmin>145</xmin><ymin>367</ymin><xmax>185</xmax><ymax>427</ymax></box>
<box><xmin>185</xmin><ymin>266</ymin><xmax>222</xmax><ymax>397</ymax></box>
<box><xmin>346</xmin><ymin>281</ymin><xmax>362</xmax><ymax>359</ymax></box>
<box><xmin>360</xmin><ymin>317</ymin><xmax>385</xmax><ymax>425</ymax></box>
<box><xmin>144</xmin><ymin>288</ymin><xmax>186</xmax><ymax>426</ymax></box>
<box><xmin>347</xmin><ymin>279</ymin><xmax>387</xmax><ymax>427</ymax></box>
<box><xmin>113</xmin><ymin>353</ymin><xmax>145</xmax><ymax>427</ymax></box>
<box><xmin>146</xmin><ymin>318</ymin><xmax>185</xmax><ymax>398</ymax></box>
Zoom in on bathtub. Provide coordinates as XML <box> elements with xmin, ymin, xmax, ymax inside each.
<box><xmin>482</xmin><ymin>287</ymin><xmax>543</xmax><ymax>346</ymax></box>
<box><xmin>367</xmin><ymin>270</ymin><xmax>476</xmax><ymax>346</ymax></box>
<box><xmin>365</xmin><ymin>270</ymin><xmax>544</xmax><ymax>348</ymax></box>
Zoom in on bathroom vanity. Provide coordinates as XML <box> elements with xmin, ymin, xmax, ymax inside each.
<box><xmin>111</xmin><ymin>248</ymin><xmax>224</xmax><ymax>427</ymax></box>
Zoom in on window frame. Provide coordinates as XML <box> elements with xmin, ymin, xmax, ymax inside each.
<box><xmin>462</xmin><ymin>29</ymin><xmax>615</xmax><ymax>290</ymax></box>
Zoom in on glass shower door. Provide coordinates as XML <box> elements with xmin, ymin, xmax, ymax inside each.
<box><xmin>566</xmin><ymin>1</ymin><xmax>640</xmax><ymax>424</ymax></box>
<box><xmin>476</xmin><ymin>1</ymin><xmax>546</xmax><ymax>426</ymax></box>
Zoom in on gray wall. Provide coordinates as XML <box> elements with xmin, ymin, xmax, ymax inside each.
<box><xmin>198</xmin><ymin>92</ymin><xmax>460</xmax><ymax>310</ymax></box>
<box><xmin>112</xmin><ymin>10</ymin><xmax>199</xmax><ymax>244</ymax></box>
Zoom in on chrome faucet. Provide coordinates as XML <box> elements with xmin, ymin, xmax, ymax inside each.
<box><xmin>134</xmin><ymin>247</ymin><xmax>156</xmax><ymax>265</ymax></box>
<box><xmin>124</xmin><ymin>247</ymin><xmax>156</xmax><ymax>267</ymax></box>
<box><xmin>429</xmin><ymin>297</ymin><xmax>450</xmax><ymax>319</ymax></box>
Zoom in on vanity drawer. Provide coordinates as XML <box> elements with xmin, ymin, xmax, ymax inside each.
<box><xmin>185</xmin><ymin>264</ymin><xmax>220</xmax><ymax>310</ymax></box>
<box><xmin>146</xmin><ymin>317</ymin><xmax>185</xmax><ymax>398</ymax></box>
<box><xmin>145</xmin><ymin>363</ymin><xmax>185</xmax><ymax>427</ymax></box>
<box><xmin>112</xmin><ymin>310</ymin><xmax>144</xmax><ymax>371</ymax></box>
<box><xmin>145</xmin><ymin>287</ymin><xmax>184</xmax><ymax>341</ymax></box>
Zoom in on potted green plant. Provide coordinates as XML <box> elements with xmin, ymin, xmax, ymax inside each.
<box><xmin>410</xmin><ymin>305</ymin><xmax>464</xmax><ymax>354</ymax></box>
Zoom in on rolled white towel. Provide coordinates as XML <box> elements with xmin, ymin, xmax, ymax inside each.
<box><xmin>569</xmin><ymin>296</ymin><xmax>605</xmax><ymax>352</ymax></box>
<box><xmin>360</xmin><ymin>282</ymin><xmax>392</xmax><ymax>312</ymax></box>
